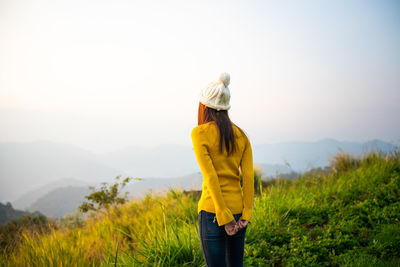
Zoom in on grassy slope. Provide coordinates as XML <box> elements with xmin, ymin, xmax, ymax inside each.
<box><xmin>1</xmin><ymin>151</ymin><xmax>400</xmax><ymax>266</ymax></box>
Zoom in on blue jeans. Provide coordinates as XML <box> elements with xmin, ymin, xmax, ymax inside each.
<box><xmin>198</xmin><ymin>210</ymin><xmax>247</xmax><ymax>267</ymax></box>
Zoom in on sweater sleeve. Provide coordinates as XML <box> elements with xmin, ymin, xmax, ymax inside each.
<box><xmin>191</xmin><ymin>127</ymin><xmax>235</xmax><ymax>226</ymax></box>
<box><xmin>239</xmin><ymin>136</ymin><xmax>254</xmax><ymax>223</ymax></box>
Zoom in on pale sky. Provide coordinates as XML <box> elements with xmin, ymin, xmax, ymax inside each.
<box><xmin>1</xmin><ymin>0</ymin><xmax>399</xmax><ymax>154</ymax></box>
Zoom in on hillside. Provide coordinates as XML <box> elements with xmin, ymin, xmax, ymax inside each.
<box><xmin>0</xmin><ymin>202</ymin><xmax>42</xmax><ymax>225</ymax></box>
<box><xmin>12</xmin><ymin>178</ymin><xmax>88</xmax><ymax>210</ymax></box>
<box><xmin>0</xmin><ymin>150</ymin><xmax>399</xmax><ymax>266</ymax></box>
<box><xmin>27</xmin><ymin>186</ymin><xmax>91</xmax><ymax>218</ymax></box>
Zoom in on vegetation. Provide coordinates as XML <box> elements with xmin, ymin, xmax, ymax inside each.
<box><xmin>1</xmin><ymin>150</ymin><xmax>399</xmax><ymax>266</ymax></box>
<box><xmin>0</xmin><ymin>214</ymin><xmax>54</xmax><ymax>255</ymax></box>
<box><xmin>78</xmin><ymin>175</ymin><xmax>141</xmax><ymax>213</ymax></box>
<box><xmin>0</xmin><ymin>202</ymin><xmax>42</xmax><ymax>225</ymax></box>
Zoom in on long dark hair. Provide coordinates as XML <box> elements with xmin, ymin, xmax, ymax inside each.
<box><xmin>198</xmin><ymin>102</ymin><xmax>247</xmax><ymax>156</ymax></box>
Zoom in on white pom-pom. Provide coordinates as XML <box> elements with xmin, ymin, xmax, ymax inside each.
<box><xmin>219</xmin><ymin>72</ymin><xmax>230</xmax><ymax>87</ymax></box>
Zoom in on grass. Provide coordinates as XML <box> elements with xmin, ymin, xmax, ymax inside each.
<box><xmin>1</xmin><ymin>150</ymin><xmax>400</xmax><ymax>266</ymax></box>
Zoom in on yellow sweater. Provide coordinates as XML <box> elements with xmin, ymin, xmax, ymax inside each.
<box><xmin>191</xmin><ymin>121</ymin><xmax>254</xmax><ymax>226</ymax></box>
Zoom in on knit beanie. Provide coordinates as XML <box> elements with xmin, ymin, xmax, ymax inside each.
<box><xmin>199</xmin><ymin>72</ymin><xmax>231</xmax><ymax>111</ymax></box>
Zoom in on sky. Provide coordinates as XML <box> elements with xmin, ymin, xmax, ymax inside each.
<box><xmin>1</xmin><ymin>0</ymin><xmax>399</xmax><ymax>154</ymax></box>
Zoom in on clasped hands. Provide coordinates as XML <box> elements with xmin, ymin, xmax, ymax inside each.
<box><xmin>224</xmin><ymin>219</ymin><xmax>249</xmax><ymax>236</ymax></box>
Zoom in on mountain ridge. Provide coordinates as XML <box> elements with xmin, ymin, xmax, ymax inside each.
<box><xmin>1</xmin><ymin>138</ymin><xmax>396</xmax><ymax>204</ymax></box>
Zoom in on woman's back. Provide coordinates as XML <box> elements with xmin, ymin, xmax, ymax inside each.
<box><xmin>191</xmin><ymin>120</ymin><xmax>254</xmax><ymax>226</ymax></box>
<box><xmin>194</xmin><ymin>73</ymin><xmax>253</xmax><ymax>267</ymax></box>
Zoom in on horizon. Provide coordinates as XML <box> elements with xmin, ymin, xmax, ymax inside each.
<box><xmin>0</xmin><ymin>136</ymin><xmax>398</xmax><ymax>155</ymax></box>
<box><xmin>1</xmin><ymin>135</ymin><xmax>397</xmax><ymax>204</ymax></box>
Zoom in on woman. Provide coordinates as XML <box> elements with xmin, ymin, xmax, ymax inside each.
<box><xmin>191</xmin><ymin>72</ymin><xmax>254</xmax><ymax>267</ymax></box>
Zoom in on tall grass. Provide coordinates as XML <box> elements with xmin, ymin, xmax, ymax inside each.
<box><xmin>1</xmin><ymin>150</ymin><xmax>399</xmax><ymax>266</ymax></box>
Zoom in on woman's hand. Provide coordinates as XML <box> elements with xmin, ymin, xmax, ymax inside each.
<box><xmin>224</xmin><ymin>220</ymin><xmax>239</xmax><ymax>236</ymax></box>
<box><xmin>224</xmin><ymin>219</ymin><xmax>249</xmax><ymax>235</ymax></box>
<box><xmin>237</xmin><ymin>219</ymin><xmax>249</xmax><ymax>230</ymax></box>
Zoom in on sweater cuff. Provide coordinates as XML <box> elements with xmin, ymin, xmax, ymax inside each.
<box><xmin>216</xmin><ymin>208</ymin><xmax>234</xmax><ymax>226</ymax></box>
<box><xmin>239</xmin><ymin>208</ymin><xmax>253</xmax><ymax>223</ymax></box>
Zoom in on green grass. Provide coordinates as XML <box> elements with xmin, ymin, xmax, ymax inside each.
<box><xmin>1</xmin><ymin>150</ymin><xmax>400</xmax><ymax>266</ymax></box>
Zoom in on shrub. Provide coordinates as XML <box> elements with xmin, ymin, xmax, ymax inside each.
<box><xmin>79</xmin><ymin>175</ymin><xmax>140</xmax><ymax>213</ymax></box>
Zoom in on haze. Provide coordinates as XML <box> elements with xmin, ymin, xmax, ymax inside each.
<box><xmin>1</xmin><ymin>0</ymin><xmax>399</xmax><ymax>154</ymax></box>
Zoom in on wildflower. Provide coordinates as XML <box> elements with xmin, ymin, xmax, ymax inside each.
<box><xmin>396</xmin><ymin>218</ymin><xmax>399</xmax><ymax>222</ymax></box>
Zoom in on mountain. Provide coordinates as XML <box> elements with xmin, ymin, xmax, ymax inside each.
<box><xmin>12</xmin><ymin>178</ymin><xmax>88</xmax><ymax>210</ymax></box>
<box><xmin>0</xmin><ymin>202</ymin><xmax>42</xmax><ymax>225</ymax></box>
<box><xmin>27</xmin><ymin>186</ymin><xmax>91</xmax><ymax>218</ymax></box>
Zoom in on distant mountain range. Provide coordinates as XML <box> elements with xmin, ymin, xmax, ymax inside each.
<box><xmin>0</xmin><ymin>138</ymin><xmax>396</xmax><ymax>218</ymax></box>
